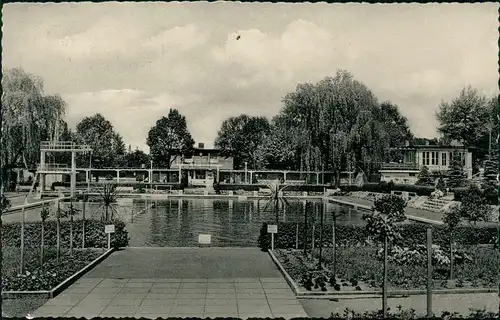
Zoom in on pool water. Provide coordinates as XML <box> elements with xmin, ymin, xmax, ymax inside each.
<box><xmin>119</xmin><ymin>198</ymin><xmax>366</xmax><ymax>247</ymax></box>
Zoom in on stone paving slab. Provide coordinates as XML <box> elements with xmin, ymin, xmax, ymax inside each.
<box><xmin>32</xmin><ymin>277</ymin><xmax>308</xmax><ymax>319</ymax></box>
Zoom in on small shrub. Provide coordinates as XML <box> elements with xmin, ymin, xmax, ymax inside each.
<box><xmin>328</xmin><ymin>276</ymin><xmax>336</xmax><ymax>286</ymax></box>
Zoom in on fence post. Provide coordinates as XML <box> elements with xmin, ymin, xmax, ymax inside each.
<box><xmin>427</xmin><ymin>228</ymin><xmax>433</xmax><ymax>318</ymax></box>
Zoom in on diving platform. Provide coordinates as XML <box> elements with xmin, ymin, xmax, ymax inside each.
<box><xmin>40</xmin><ymin>141</ymin><xmax>92</xmax><ymax>152</ymax></box>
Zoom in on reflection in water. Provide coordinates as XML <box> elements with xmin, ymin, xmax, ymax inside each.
<box><xmin>123</xmin><ymin>198</ymin><xmax>366</xmax><ymax>247</ymax></box>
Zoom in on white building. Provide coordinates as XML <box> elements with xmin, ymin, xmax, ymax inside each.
<box><xmin>379</xmin><ymin>144</ymin><xmax>474</xmax><ymax>185</ymax></box>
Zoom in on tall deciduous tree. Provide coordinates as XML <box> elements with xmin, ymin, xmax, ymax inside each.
<box><xmin>1</xmin><ymin>68</ymin><xmax>66</xmax><ymax>188</ymax></box>
<box><xmin>75</xmin><ymin>113</ymin><xmax>124</xmax><ymax>169</ymax></box>
<box><xmin>254</xmin><ymin>119</ymin><xmax>298</xmax><ymax>170</ymax></box>
<box><xmin>375</xmin><ymin>102</ymin><xmax>414</xmax><ymax>162</ymax></box>
<box><xmin>125</xmin><ymin>148</ymin><xmax>150</xmax><ymax>168</ymax></box>
<box><xmin>481</xmin><ymin>97</ymin><xmax>499</xmax><ymax>203</ymax></box>
<box><xmin>264</xmin><ymin>70</ymin><xmax>391</xmax><ymax>178</ymax></box>
<box><xmin>147</xmin><ymin>109</ymin><xmax>194</xmax><ymax>168</ymax></box>
<box><xmin>215</xmin><ymin>115</ymin><xmax>271</xmax><ymax>169</ymax></box>
<box><xmin>436</xmin><ymin>86</ymin><xmax>490</xmax><ymax>148</ymax></box>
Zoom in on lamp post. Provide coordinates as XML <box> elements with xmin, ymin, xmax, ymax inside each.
<box><xmin>150</xmin><ymin>160</ymin><xmax>153</xmax><ymax>193</ymax></box>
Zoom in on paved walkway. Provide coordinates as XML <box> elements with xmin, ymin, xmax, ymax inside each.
<box><xmin>31</xmin><ymin>248</ymin><xmax>308</xmax><ymax>319</ymax></box>
<box><xmin>84</xmin><ymin>248</ymin><xmax>282</xmax><ymax>279</ymax></box>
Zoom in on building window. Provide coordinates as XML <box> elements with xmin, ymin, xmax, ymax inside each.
<box><xmin>422</xmin><ymin>152</ymin><xmax>430</xmax><ymax>166</ymax></box>
<box><xmin>441</xmin><ymin>153</ymin><xmax>447</xmax><ymax>166</ymax></box>
<box><xmin>431</xmin><ymin>152</ymin><xmax>438</xmax><ymax>165</ymax></box>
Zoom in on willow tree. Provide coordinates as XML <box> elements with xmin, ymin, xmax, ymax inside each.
<box><xmin>1</xmin><ymin>68</ymin><xmax>66</xmax><ymax>188</ymax></box>
<box><xmin>265</xmin><ymin>70</ymin><xmax>392</xmax><ymax>177</ymax></box>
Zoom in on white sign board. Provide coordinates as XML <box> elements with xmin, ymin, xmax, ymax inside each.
<box><xmin>267</xmin><ymin>225</ymin><xmax>278</xmax><ymax>234</ymax></box>
<box><xmin>105</xmin><ymin>225</ymin><xmax>115</xmax><ymax>234</ymax></box>
<box><xmin>198</xmin><ymin>234</ymin><xmax>211</xmax><ymax>245</ymax></box>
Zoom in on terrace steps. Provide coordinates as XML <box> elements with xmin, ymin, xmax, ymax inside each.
<box><xmin>419</xmin><ymin>198</ymin><xmax>451</xmax><ymax>212</ymax></box>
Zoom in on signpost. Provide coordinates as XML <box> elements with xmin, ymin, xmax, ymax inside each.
<box><xmin>105</xmin><ymin>224</ymin><xmax>115</xmax><ymax>250</ymax></box>
<box><xmin>268</xmin><ymin>224</ymin><xmax>278</xmax><ymax>251</ymax></box>
<box><xmin>198</xmin><ymin>234</ymin><xmax>211</xmax><ymax>245</ymax></box>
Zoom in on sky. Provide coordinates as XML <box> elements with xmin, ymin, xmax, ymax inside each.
<box><xmin>2</xmin><ymin>2</ymin><xmax>499</xmax><ymax>152</ymax></box>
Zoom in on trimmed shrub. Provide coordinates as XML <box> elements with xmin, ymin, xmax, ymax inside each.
<box><xmin>2</xmin><ymin>219</ymin><xmax>129</xmax><ymax>249</ymax></box>
<box><xmin>258</xmin><ymin>221</ymin><xmax>498</xmax><ymax>251</ymax></box>
<box><xmin>341</xmin><ymin>183</ymin><xmax>436</xmax><ymax>196</ymax></box>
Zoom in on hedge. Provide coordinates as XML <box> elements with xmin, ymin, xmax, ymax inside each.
<box><xmin>341</xmin><ymin>182</ymin><xmax>436</xmax><ymax>196</ymax></box>
<box><xmin>219</xmin><ymin>184</ymin><xmax>334</xmax><ymax>192</ymax></box>
<box><xmin>258</xmin><ymin>221</ymin><xmax>498</xmax><ymax>251</ymax></box>
<box><xmin>2</xmin><ymin>219</ymin><xmax>129</xmax><ymax>248</ymax></box>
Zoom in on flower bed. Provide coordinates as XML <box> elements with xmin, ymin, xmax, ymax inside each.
<box><xmin>3</xmin><ymin>246</ymin><xmax>104</xmax><ymax>291</ymax></box>
<box><xmin>274</xmin><ymin>249</ymin><xmax>370</xmax><ymax>292</ymax></box>
<box><xmin>2</xmin><ymin>218</ymin><xmax>128</xmax><ymax>293</ymax></box>
<box><xmin>2</xmin><ymin>219</ymin><xmax>129</xmax><ymax>249</ymax></box>
<box><xmin>275</xmin><ymin>245</ymin><xmax>500</xmax><ymax>292</ymax></box>
<box><xmin>331</xmin><ymin>307</ymin><xmax>498</xmax><ymax>319</ymax></box>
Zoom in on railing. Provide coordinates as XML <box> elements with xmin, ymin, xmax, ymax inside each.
<box><xmin>171</xmin><ymin>163</ymin><xmax>223</xmax><ymax>168</ymax></box>
<box><xmin>38</xmin><ymin>164</ymin><xmax>72</xmax><ymax>171</ymax></box>
<box><xmin>40</xmin><ymin>141</ymin><xmax>91</xmax><ymax>151</ymax></box>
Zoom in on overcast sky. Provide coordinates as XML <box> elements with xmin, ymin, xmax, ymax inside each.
<box><xmin>3</xmin><ymin>2</ymin><xmax>498</xmax><ymax>151</ymax></box>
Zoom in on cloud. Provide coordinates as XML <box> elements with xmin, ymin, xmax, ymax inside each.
<box><xmin>64</xmin><ymin>89</ymin><xmax>195</xmax><ymax>151</ymax></box>
<box><xmin>212</xmin><ymin>20</ymin><xmax>341</xmax><ymax>87</ymax></box>
<box><xmin>142</xmin><ymin>24</ymin><xmax>209</xmax><ymax>53</ymax></box>
<box><xmin>2</xmin><ymin>2</ymin><xmax>498</xmax><ymax>147</ymax></box>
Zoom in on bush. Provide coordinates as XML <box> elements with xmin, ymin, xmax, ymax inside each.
<box><xmin>341</xmin><ymin>183</ymin><xmax>435</xmax><ymax>196</ymax></box>
<box><xmin>258</xmin><ymin>222</ymin><xmax>498</xmax><ymax>251</ymax></box>
<box><xmin>2</xmin><ymin>219</ymin><xmax>129</xmax><ymax>249</ymax></box>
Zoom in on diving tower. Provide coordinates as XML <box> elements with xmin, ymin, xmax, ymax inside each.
<box><xmin>34</xmin><ymin>141</ymin><xmax>92</xmax><ymax>199</ymax></box>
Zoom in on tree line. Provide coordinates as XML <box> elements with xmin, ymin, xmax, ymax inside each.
<box><xmin>1</xmin><ymin>67</ymin><xmax>498</xmax><ymax>189</ymax></box>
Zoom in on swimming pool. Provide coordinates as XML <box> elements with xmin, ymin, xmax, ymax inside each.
<box><xmin>123</xmin><ymin>198</ymin><xmax>366</xmax><ymax>247</ymax></box>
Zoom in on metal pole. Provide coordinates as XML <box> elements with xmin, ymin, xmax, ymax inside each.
<box><xmin>245</xmin><ymin>162</ymin><xmax>248</xmax><ymax>184</ymax></box>
<box><xmin>107</xmin><ymin>233</ymin><xmax>111</xmax><ymax>250</ymax></box>
<box><xmin>20</xmin><ymin>206</ymin><xmax>25</xmax><ymax>274</ymax></box>
<box><xmin>318</xmin><ymin>201</ymin><xmax>324</xmax><ymax>269</ymax></box>
<box><xmin>382</xmin><ymin>235</ymin><xmax>388</xmax><ymax>318</ymax></box>
<box><xmin>81</xmin><ymin>199</ymin><xmax>86</xmax><ymax>248</ymax></box>
<box><xmin>150</xmin><ymin>160</ymin><xmax>153</xmax><ymax>189</ymax></box>
<box><xmin>271</xmin><ymin>232</ymin><xmax>274</xmax><ymax>251</ymax></box>
<box><xmin>427</xmin><ymin>228</ymin><xmax>433</xmax><ymax>318</ymax></box>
